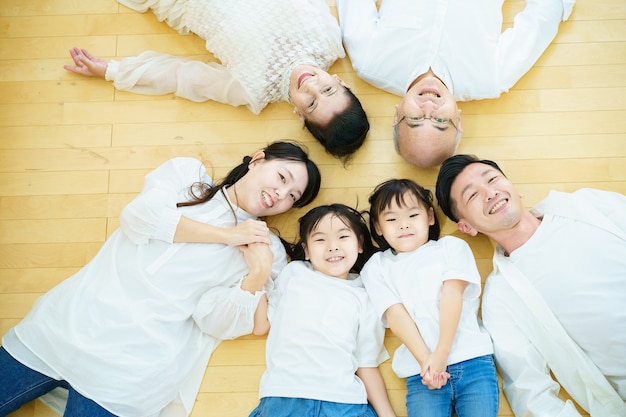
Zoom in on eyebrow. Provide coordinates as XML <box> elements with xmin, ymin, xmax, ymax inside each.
<box><xmin>460</xmin><ymin>168</ymin><xmax>496</xmax><ymax>199</ymax></box>
<box><xmin>406</xmin><ymin>120</ymin><xmax>449</xmax><ymax>132</ymax></box>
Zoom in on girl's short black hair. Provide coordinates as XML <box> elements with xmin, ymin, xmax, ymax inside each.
<box><xmin>368</xmin><ymin>179</ymin><xmax>440</xmax><ymax>251</ymax></box>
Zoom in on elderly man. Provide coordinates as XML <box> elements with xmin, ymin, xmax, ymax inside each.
<box><xmin>336</xmin><ymin>0</ymin><xmax>575</xmax><ymax>168</ymax></box>
<box><xmin>434</xmin><ymin>154</ymin><xmax>626</xmax><ymax>417</ymax></box>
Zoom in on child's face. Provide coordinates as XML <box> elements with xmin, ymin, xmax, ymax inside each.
<box><xmin>374</xmin><ymin>192</ymin><xmax>435</xmax><ymax>253</ymax></box>
<box><xmin>303</xmin><ymin>213</ymin><xmax>362</xmax><ymax>280</ymax></box>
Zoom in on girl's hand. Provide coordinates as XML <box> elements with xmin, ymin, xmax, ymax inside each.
<box><xmin>420</xmin><ymin>354</ymin><xmax>450</xmax><ymax>390</ymax></box>
<box><xmin>64</xmin><ymin>47</ymin><xmax>109</xmax><ymax>78</ymax></box>
<box><xmin>239</xmin><ymin>242</ymin><xmax>274</xmax><ymax>293</ymax></box>
<box><xmin>240</xmin><ymin>242</ymin><xmax>273</xmax><ymax>276</ymax></box>
<box><xmin>225</xmin><ymin>219</ymin><xmax>272</xmax><ymax>246</ymax></box>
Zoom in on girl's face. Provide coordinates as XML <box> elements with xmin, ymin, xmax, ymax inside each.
<box><xmin>232</xmin><ymin>153</ymin><xmax>309</xmax><ymax>217</ymax></box>
<box><xmin>374</xmin><ymin>192</ymin><xmax>435</xmax><ymax>254</ymax></box>
<box><xmin>303</xmin><ymin>213</ymin><xmax>362</xmax><ymax>280</ymax></box>
<box><xmin>289</xmin><ymin>64</ymin><xmax>351</xmax><ymax>126</ymax></box>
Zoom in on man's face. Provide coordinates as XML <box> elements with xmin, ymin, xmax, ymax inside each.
<box><xmin>395</xmin><ymin>74</ymin><xmax>461</xmax><ymax>168</ymax></box>
<box><xmin>449</xmin><ymin>163</ymin><xmax>523</xmax><ymax>237</ymax></box>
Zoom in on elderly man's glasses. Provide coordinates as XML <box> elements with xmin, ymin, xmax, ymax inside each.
<box><xmin>394</xmin><ymin>114</ymin><xmax>458</xmax><ymax>130</ymax></box>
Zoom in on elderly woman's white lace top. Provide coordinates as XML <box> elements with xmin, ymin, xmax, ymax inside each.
<box><xmin>109</xmin><ymin>0</ymin><xmax>344</xmax><ymax>114</ymax></box>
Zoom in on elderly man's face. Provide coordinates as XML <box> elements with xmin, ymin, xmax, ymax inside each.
<box><xmin>394</xmin><ymin>74</ymin><xmax>461</xmax><ymax>168</ymax></box>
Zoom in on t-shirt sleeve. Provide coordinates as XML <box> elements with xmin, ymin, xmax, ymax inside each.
<box><xmin>360</xmin><ymin>254</ymin><xmax>401</xmax><ymax>322</ymax></box>
<box><xmin>441</xmin><ymin>236</ymin><xmax>482</xmax><ymax>300</ymax></box>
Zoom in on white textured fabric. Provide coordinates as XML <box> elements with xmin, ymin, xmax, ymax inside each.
<box><xmin>482</xmin><ymin>189</ymin><xmax>626</xmax><ymax>417</ymax></box>
<box><xmin>336</xmin><ymin>0</ymin><xmax>574</xmax><ymax>99</ymax></box>
<box><xmin>3</xmin><ymin>157</ymin><xmax>287</xmax><ymax>417</ymax></box>
<box><xmin>259</xmin><ymin>261</ymin><xmax>389</xmax><ymax>404</ymax></box>
<box><xmin>107</xmin><ymin>0</ymin><xmax>344</xmax><ymax>114</ymax></box>
<box><xmin>361</xmin><ymin>236</ymin><xmax>493</xmax><ymax>378</ymax></box>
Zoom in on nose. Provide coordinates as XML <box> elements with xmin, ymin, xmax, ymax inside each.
<box><xmin>275</xmin><ymin>186</ymin><xmax>287</xmax><ymax>200</ymax></box>
<box><xmin>485</xmin><ymin>189</ymin><xmax>499</xmax><ymax>201</ymax></box>
<box><xmin>417</xmin><ymin>98</ymin><xmax>440</xmax><ymax>114</ymax></box>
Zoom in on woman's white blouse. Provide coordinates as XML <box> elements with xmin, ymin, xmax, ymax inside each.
<box><xmin>2</xmin><ymin>157</ymin><xmax>287</xmax><ymax>417</ymax></box>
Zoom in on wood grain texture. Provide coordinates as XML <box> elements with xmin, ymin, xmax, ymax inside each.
<box><xmin>2</xmin><ymin>0</ymin><xmax>624</xmax><ymax>416</ymax></box>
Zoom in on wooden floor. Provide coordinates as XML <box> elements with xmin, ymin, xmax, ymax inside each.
<box><xmin>1</xmin><ymin>0</ymin><xmax>624</xmax><ymax>416</ymax></box>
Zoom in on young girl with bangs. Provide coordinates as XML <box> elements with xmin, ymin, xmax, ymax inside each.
<box><xmin>249</xmin><ymin>204</ymin><xmax>396</xmax><ymax>417</ymax></box>
<box><xmin>361</xmin><ymin>179</ymin><xmax>498</xmax><ymax>417</ymax></box>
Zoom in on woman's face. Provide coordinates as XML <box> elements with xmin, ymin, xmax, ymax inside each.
<box><xmin>233</xmin><ymin>155</ymin><xmax>309</xmax><ymax>217</ymax></box>
<box><xmin>289</xmin><ymin>64</ymin><xmax>351</xmax><ymax>126</ymax></box>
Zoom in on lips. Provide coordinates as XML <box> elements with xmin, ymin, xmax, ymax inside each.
<box><xmin>419</xmin><ymin>89</ymin><xmax>440</xmax><ymax>98</ymax></box>
<box><xmin>261</xmin><ymin>191</ymin><xmax>274</xmax><ymax>208</ymax></box>
<box><xmin>488</xmin><ymin>198</ymin><xmax>508</xmax><ymax>214</ymax></box>
<box><xmin>297</xmin><ymin>72</ymin><xmax>313</xmax><ymax>88</ymax></box>
<box><xmin>326</xmin><ymin>256</ymin><xmax>344</xmax><ymax>263</ymax></box>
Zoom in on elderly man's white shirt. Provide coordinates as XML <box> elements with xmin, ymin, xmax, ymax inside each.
<box><xmin>337</xmin><ymin>0</ymin><xmax>574</xmax><ymax>99</ymax></box>
<box><xmin>482</xmin><ymin>189</ymin><xmax>626</xmax><ymax>417</ymax></box>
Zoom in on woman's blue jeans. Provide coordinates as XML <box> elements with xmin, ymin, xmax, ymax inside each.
<box><xmin>406</xmin><ymin>355</ymin><xmax>499</xmax><ymax>417</ymax></box>
<box><xmin>248</xmin><ymin>397</ymin><xmax>378</xmax><ymax>417</ymax></box>
<box><xmin>0</xmin><ymin>346</ymin><xmax>116</xmax><ymax>417</ymax></box>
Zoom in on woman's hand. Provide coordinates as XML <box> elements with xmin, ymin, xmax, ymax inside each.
<box><xmin>64</xmin><ymin>47</ymin><xmax>108</xmax><ymax>78</ymax></box>
<box><xmin>239</xmin><ymin>242</ymin><xmax>274</xmax><ymax>293</ymax></box>
<box><xmin>224</xmin><ymin>219</ymin><xmax>272</xmax><ymax>246</ymax></box>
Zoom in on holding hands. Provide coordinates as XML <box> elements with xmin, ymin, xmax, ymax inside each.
<box><xmin>420</xmin><ymin>351</ymin><xmax>451</xmax><ymax>390</ymax></box>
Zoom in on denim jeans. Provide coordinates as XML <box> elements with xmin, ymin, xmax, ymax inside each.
<box><xmin>248</xmin><ymin>397</ymin><xmax>378</xmax><ymax>417</ymax></box>
<box><xmin>0</xmin><ymin>347</ymin><xmax>117</xmax><ymax>417</ymax></box>
<box><xmin>405</xmin><ymin>355</ymin><xmax>499</xmax><ymax>417</ymax></box>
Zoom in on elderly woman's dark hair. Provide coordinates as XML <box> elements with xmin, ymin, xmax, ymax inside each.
<box><xmin>435</xmin><ymin>154</ymin><xmax>504</xmax><ymax>222</ymax></box>
<box><xmin>304</xmin><ymin>88</ymin><xmax>369</xmax><ymax>162</ymax></box>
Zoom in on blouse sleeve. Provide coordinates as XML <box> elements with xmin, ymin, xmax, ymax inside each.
<box><xmin>119</xmin><ymin>157</ymin><xmax>208</xmax><ymax>245</ymax></box>
<box><xmin>106</xmin><ymin>51</ymin><xmax>253</xmax><ymax>107</ymax></box>
<box><xmin>191</xmin><ymin>235</ymin><xmax>287</xmax><ymax>340</ymax></box>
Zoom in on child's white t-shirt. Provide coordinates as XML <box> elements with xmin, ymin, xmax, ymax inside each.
<box><xmin>361</xmin><ymin>236</ymin><xmax>493</xmax><ymax>378</ymax></box>
<box><xmin>260</xmin><ymin>261</ymin><xmax>389</xmax><ymax>404</ymax></box>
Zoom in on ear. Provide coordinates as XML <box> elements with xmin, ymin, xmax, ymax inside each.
<box><xmin>332</xmin><ymin>74</ymin><xmax>350</xmax><ymax>89</ymax></box>
<box><xmin>392</xmin><ymin>105</ymin><xmax>400</xmax><ymax>126</ymax></box>
<box><xmin>373</xmin><ymin>221</ymin><xmax>383</xmax><ymax>236</ymax></box>
<box><xmin>249</xmin><ymin>150</ymin><xmax>265</xmax><ymax>167</ymax></box>
<box><xmin>457</xmin><ymin>220</ymin><xmax>478</xmax><ymax>237</ymax></box>
<box><xmin>293</xmin><ymin>107</ymin><xmax>306</xmax><ymax>126</ymax></box>
<box><xmin>455</xmin><ymin>108</ymin><xmax>463</xmax><ymax>134</ymax></box>
<box><xmin>302</xmin><ymin>243</ymin><xmax>310</xmax><ymax>260</ymax></box>
<box><xmin>427</xmin><ymin>207</ymin><xmax>435</xmax><ymax>226</ymax></box>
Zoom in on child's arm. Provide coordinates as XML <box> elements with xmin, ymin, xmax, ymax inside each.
<box><xmin>252</xmin><ymin>294</ymin><xmax>270</xmax><ymax>336</ymax></box>
<box><xmin>355</xmin><ymin>367</ymin><xmax>396</xmax><ymax>417</ymax></box>
<box><xmin>422</xmin><ymin>279</ymin><xmax>467</xmax><ymax>385</ymax></box>
<box><xmin>385</xmin><ymin>303</ymin><xmax>431</xmax><ymax>366</ymax></box>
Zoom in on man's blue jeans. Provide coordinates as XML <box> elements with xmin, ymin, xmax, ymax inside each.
<box><xmin>0</xmin><ymin>346</ymin><xmax>116</xmax><ymax>417</ymax></box>
<box><xmin>406</xmin><ymin>354</ymin><xmax>499</xmax><ymax>417</ymax></box>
